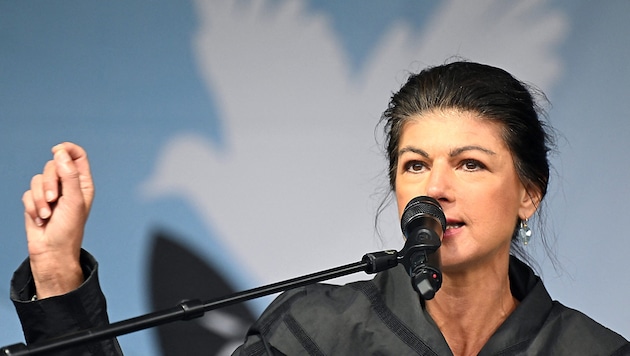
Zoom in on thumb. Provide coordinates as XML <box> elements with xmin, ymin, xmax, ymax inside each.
<box><xmin>55</xmin><ymin>142</ymin><xmax>93</xmax><ymax>184</ymax></box>
<box><xmin>52</xmin><ymin>143</ymin><xmax>94</xmax><ymax>206</ymax></box>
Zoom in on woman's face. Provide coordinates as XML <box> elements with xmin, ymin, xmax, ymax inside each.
<box><xmin>394</xmin><ymin>109</ymin><xmax>537</xmax><ymax>273</ymax></box>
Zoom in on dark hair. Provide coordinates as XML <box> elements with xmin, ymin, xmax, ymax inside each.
<box><xmin>378</xmin><ymin>61</ymin><xmax>556</xmax><ymax>263</ymax></box>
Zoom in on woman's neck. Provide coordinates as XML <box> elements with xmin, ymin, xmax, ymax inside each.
<box><xmin>426</xmin><ymin>259</ymin><xmax>518</xmax><ymax>356</ymax></box>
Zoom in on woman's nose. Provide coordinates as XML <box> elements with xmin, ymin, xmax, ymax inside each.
<box><xmin>424</xmin><ymin>163</ymin><xmax>453</xmax><ymax>203</ymax></box>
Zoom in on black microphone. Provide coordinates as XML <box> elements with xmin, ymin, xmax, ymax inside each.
<box><xmin>399</xmin><ymin>196</ymin><xmax>446</xmax><ymax>300</ymax></box>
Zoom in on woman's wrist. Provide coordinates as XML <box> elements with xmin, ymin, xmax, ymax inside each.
<box><xmin>30</xmin><ymin>259</ymin><xmax>84</xmax><ymax>299</ymax></box>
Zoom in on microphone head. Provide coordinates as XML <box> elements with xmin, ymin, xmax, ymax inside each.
<box><xmin>399</xmin><ymin>196</ymin><xmax>445</xmax><ymax>300</ymax></box>
<box><xmin>400</xmin><ymin>196</ymin><xmax>446</xmax><ymax>236</ymax></box>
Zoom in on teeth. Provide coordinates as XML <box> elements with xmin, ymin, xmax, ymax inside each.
<box><xmin>446</xmin><ymin>223</ymin><xmax>463</xmax><ymax>230</ymax></box>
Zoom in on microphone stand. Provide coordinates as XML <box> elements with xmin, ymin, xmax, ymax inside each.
<box><xmin>1</xmin><ymin>250</ymin><xmax>399</xmax><ymax>355</ymax></box>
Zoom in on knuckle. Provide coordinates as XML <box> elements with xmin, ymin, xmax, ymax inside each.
<box><xmin>30</xmin><ymin>174</ymin><xmax>42</xmax><ymax>185</ymax></box>
<box><xmin>22</xmin><ymin>190</ymin><xmax>32</xmax><ymax>203</ymax></box>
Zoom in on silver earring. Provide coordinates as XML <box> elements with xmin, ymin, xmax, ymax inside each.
<box><xmin>518</xmin><ymin>219</ymin><xmax>532</xmax><ymax>245</ymax></box>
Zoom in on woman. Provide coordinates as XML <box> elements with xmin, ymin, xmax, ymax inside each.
<box><xmin>12</xmin><ymin>62</ymin><xmax>629</xmax><ymax>355</ymax></box>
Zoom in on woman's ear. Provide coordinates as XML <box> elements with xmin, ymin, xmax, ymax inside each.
<box><xmin>519</xmin><ymin>185</ymin><xmax>541</xmax><ymax>219</ymax></box>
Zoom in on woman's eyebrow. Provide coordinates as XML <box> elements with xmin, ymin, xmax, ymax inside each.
<box><xmin>450</xmin><ymin>145</ymin><xmax>496</xmax><ymax>157</ymax></box>
<box><xmin>399</xmin><ymin>145</ymin><xmax>496</xmax><ymax>158</ymax></box>
<box><xmin>398</xmin><ymin>146</ymin><xmax>430</xmax><ymax>158</ymax></box>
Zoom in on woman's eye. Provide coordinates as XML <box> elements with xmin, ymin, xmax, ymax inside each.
<box><xmin>462</xmin><ymin>160</ymin><xmax>485</xmax><ymax>171</ymax></box>
<box><xmin>405</xmin><ymin>161</ymin><xmax>426</xmax><ymax>173</ymax></box>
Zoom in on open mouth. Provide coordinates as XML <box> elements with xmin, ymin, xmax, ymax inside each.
<box><xmin>445</xmin><ymin>222</ymin><xmax>464</xmax><ymax>230</ymax></box>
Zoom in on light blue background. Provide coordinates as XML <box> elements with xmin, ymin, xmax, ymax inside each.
<box><xmin>1</xmin><ymin>1</ymin><xmax>629</xmax><ymax>354</ymax></box>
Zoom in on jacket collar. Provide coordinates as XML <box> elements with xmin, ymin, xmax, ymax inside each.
<box><xmin>373</xmin><ymin>255</ymin><xmax>552</xmax><ymax>355</ymax></box>
<box><xmin>479</xmin><ymin>256</ymin><xmax>553</xmax><ymax>354</ymax></box>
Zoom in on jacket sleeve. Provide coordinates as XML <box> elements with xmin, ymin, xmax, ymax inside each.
<box><xmin>10</xmin><ymin>249</ymin><xmax>123</xmax><ymax>356</ymax></box>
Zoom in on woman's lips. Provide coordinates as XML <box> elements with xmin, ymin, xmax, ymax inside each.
<box><xmin>443</xmin><ymin>220</ymin><xmax>464</xmax><ymax>238</ymax></box>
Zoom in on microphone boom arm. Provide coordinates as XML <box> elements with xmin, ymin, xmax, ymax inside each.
<box><xmin>3</xmin><ymin>195</ymin><xmax>446</xmax><ymax>355</ymax></box>
<box><xmin>1</xmin><ymin>250</ymin><xmax>399</xmax><ymax>355</ymax></box>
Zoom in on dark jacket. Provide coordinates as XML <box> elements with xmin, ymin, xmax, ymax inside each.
<box><xmin>10</xmin><ymin>251</ymin><xmax>629</xmax><ymax>355</ymax></box>
<box><xmin>10</xmin><ymin>250</ymin><xmax>122</xmax><ymax>356</ymax></box>
<box><xmin>234</xmin><ymin>256</ymin><xmax>629</xmax><ymax>355</ymax></box>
